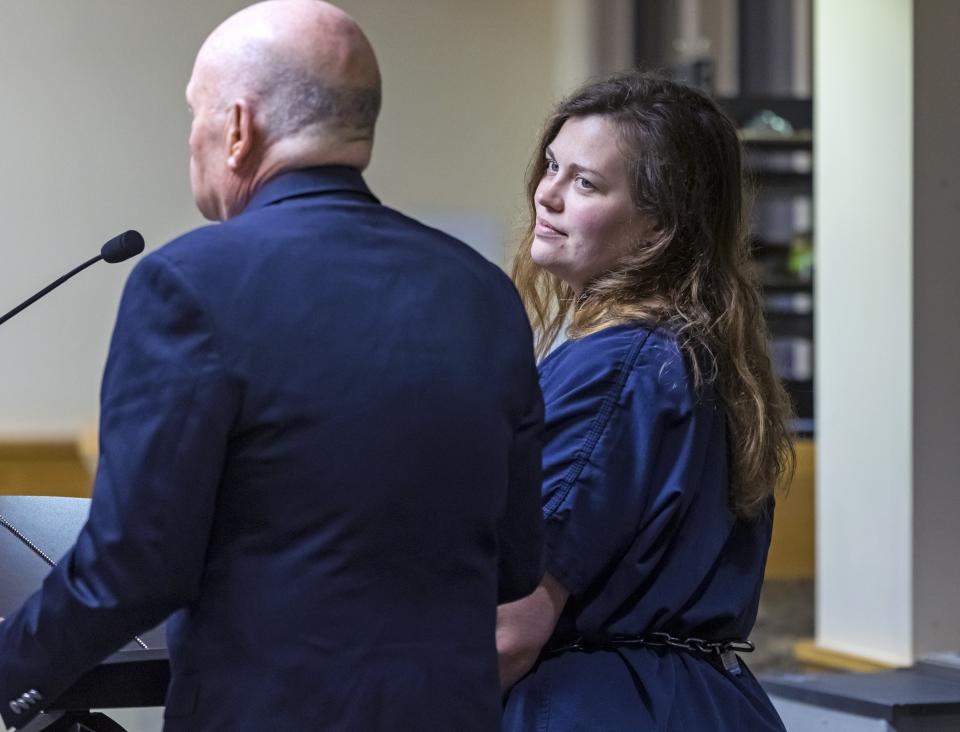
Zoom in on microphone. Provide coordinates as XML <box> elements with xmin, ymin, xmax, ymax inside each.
<box><xmin>0</xmin><ymin>230</ymin><xmax>145</xmax><ymax>327</ymax></box>
<box><xmin>101</xmin><ymin>229</ymin><xmax>146</xmax><ymax>264</ymax></box>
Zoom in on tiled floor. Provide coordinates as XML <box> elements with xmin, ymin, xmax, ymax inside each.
<box><xmin>750</xmin><ymin>579</ymin><xmax>815</xmax><ymax>674</ymax></box>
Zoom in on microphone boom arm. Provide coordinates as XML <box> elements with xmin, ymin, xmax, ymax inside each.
<box><xmin>0</xmin><ymin>254</ymin><xmax>103</xmax><ymax>327</ymax></box>
<box><xmin>0</xmin><ymin>229</ymin><xmax>144</xmax><ymax>328</ymax></box>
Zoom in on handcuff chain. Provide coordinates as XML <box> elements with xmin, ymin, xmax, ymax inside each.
<box><xmin>552</xmin><ymin>632</ymin><xmax>755</xmax><ymax>656</ymax></box>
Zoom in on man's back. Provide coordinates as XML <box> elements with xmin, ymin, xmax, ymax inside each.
<box><xmin>0</xmin><ymin>167</ymin><xmax>543</xmax><ymax>731</ymax></box>
<box><xmin>0</xmin><ymin>3</ymin><xmax>545</xmax><ymax>729</ymax></box>
<box><xmin>152</xmin><ymin>167</ymin><xmax>542</xmax><ymax>728</ymax></box>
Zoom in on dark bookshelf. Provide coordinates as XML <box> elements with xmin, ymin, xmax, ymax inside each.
<box><xmin>720</xmin><ymin>96</ymin><xmax>815</xmax><ymax>434</ymax></box>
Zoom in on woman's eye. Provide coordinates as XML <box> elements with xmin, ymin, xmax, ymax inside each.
<box><xmin>545</xmin><ymin>159</ymin><xmax>559</xmax><ymax>174</ymax></box>
<box><xmin>576</xmin><ymin>176</ymin><xmax>595</xmax><ymax>191</ymax></box>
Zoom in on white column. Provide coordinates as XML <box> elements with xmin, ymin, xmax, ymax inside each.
<box><xmin>816</xmin><ymin>0</ymin><xmax>960</xmax><ymax>665</ymax></box>
<box><xmin>816</xmin><ymin>0</ymin><xmax>913</xmax><ymax>665</ymax></box>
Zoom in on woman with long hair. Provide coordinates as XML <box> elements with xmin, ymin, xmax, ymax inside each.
<box><xmin>497</xmin><ymin>72</ymin><xmax>794</xmax><ymax>730</ymax></box>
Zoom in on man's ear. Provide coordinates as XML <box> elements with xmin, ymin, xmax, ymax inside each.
<box><xmin>224</xmin><ymin>99</ymin><xmax>254</xmax><ymax>171</ymax></box>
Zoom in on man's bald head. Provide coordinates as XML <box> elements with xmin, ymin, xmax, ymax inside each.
<box><xmin>186</xmin><ymin>0</ymin><xmax>381</xmax><ymax>220</ymax></box>
<box><xmin>197</xmin><ymin>0</ymin><xmax>381</xmax><ymax>143</ymax></box>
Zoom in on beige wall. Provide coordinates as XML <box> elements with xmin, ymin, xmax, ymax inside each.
<box><xmin>0</xmin><ymin>1</ymin><xmax>583</xmax><ymax>438</ymax></box>
<box><xmin>0</xmin><ymin>1</ymin><xmax>251</xmax><ymax>437</ymax></box>
<box><xmin>338</xmin><ymin>0</ymin><xmax>558</xmax><ymax>261</ymax></box>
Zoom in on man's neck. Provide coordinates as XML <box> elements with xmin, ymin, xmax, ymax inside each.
<box><xmin>223</xmin><ymin>136</ymin><xmax>372</xmax><ymax>220</ymax></box>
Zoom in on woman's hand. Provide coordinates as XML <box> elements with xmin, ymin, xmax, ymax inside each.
<box><xmin>496</xmin><ymin>573</ymin><xmax>569</xmax><ymax>693</ymax></box>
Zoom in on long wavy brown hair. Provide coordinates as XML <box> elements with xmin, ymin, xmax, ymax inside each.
<box><xmin>512</xmin><ymin>72</ymin><xmax>794</xmax><ymax>517</ymax></box>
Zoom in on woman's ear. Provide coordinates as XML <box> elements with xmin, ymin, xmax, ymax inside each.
<box><xmin>636</xmin><ymin>214</ymin><xmax>661</xmax><ymax>245</ymax></box>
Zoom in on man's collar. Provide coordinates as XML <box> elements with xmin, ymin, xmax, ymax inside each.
<box><xmin>245</xmin><ymin>166</ymin><xmax>379</xmax><ymax>212</ymax></box>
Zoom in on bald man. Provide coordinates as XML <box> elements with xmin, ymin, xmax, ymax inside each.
<box><xmin>0</xmin><ymin>2</ymin><xmax>544</xmax><ymax>729</ymax></box>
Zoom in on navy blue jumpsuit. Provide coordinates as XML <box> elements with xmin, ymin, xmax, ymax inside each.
<box><xmin>502</xmin><ymin>325</ymin><xmax>786</xmax><ymax>731</ymax></box>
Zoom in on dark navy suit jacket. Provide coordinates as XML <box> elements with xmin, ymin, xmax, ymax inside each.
<box><xmin>0</xmin><ymin>167</ymin><xmax>544</xmax><ymax>730</ymax></box>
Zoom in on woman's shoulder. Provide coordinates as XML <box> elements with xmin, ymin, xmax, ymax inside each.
<box><xmin>539</xmin><ymin>323</ymin><xmax>696</xmax><ymax>412</ymax></box>
<box><xmin>542</xmin><ymin>323</ymin><xmax>684</xmax><ymax>379</ymax></box>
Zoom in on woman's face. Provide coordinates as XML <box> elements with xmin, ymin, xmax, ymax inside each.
<box><xmin>531</xmin><ymin>115</ymin><xmax>652</xmax><ymax>292</ymax></box>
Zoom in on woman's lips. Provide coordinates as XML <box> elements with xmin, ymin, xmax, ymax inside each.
<box><xmin>535</xmin><ymin>218</ymin><xmax>566</xmax><ymax>238</ymax></box>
